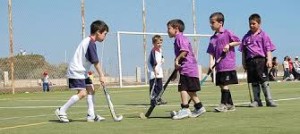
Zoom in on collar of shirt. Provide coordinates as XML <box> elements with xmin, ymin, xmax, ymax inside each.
<box><xmin>152</xmin><ymin>47</ymin><xmax>161</xmax><ymax>53</ymax></box>
<box><xmin>175</xmin><ymin>32</ymin><xmax>183</xmax><ymax>38</ymax></box>
<box><xmin>213</xmin><ymin>28</ymin><xmax>225</xmax><ymax>37</ymax></box>
<box><xmin>89</xmin><ymin>36</ymin><xmax>96</xmax><ymax>43</ymax></box>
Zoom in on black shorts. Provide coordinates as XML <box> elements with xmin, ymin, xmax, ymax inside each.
<box><xmin>246</xmin><ymin>57</ymin><xmax>268</xmax><ymax>83</ymax></box>
<box><xmin>216</xmin><ymin>70</ymin><xmax>238</xmax><ymax>86</ymax></box>
<box><xmin>178</xmin><ymin>75</ymin><xmax>201</xmax><ymax>92</ymax></box>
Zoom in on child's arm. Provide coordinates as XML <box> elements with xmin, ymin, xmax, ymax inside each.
<box><xmin>266</xmin><ymin>51</ymin><xmax>272</xmax><ymax>68</ymax></box>
<box><xmin>175</xmin><ymin>51</ymin><xmax>187</xmax><ymax>70</ymax></box>
<box><xmin>209</xmin><ymin>54</ymin><xmax>215</xmax><ymax>70</ymax></box>
<box><xmin>94</xmin><ymin>62</ymin><xmax>105</xmax><ymax>86</ymax></box>
<box><xmin>223</xmin><ymin>42</ymin><xmax>241</xmax><ymax>52</ymax></box>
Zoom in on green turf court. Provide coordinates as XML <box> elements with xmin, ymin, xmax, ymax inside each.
<box><xmin>0</xmin><ymin>81</ymin><xmax>300</xmax><ymax>134</ymax></box>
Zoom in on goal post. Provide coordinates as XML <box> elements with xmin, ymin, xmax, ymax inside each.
<box><xmin>116</xmin><ymin>31</ymin><xmax>211</xmax><ymax>88</ymax></box>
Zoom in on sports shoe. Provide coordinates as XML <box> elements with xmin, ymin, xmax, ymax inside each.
<box><xmin>226</xmin><ymin>104</ymin><xmax>236</xmax><ymax>111</ymax></box>
<box><xmin>266</xmin><ymin>100</ymin><xmax>277</xmax><ymax>107</ymax></box>
<box><xmin>87</xmin><ymin>114</ymin><xmax>105</xmax><ymax>122</ymax></box>
<box><xmin>172</xmin><ymin>108</ymin><xmax>191</xmax><ymax>120</ymax></box>
<box><xmin>55</xmin><ymin>108</ymin><xmax>69</xmax><ymax>123</ymax></box>
<box><xmin>214</xmin><ymin>104</ymin><xmax>227</xmax><ymax>112</ymax></box>
<box><xmin>249</xmin><ymin>101</ymin><xmax>263</xmax><ymax>107</ymax></box>
<box><xmin>189</xmin><ymin>107</ymin><xmax>206</xmax><ymax>118</ymax></box>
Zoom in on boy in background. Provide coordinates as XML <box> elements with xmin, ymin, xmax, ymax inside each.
<box><xmin>147</xmin><ymin>35</ymin><xmax>167</xmax><ymax>105</ymax></box>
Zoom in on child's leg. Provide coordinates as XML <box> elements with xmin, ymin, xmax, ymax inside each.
<box><xmin>261</xmin><ymin>82</ymin><xmax>277</xmax><ymax>107</ymax></box>
<box><xmin>250</xmin><ymin>82</ymin><xmax>263</xmax><ymax>107</ymax></box>
<box><xmin>172</xmin><ymin>91</ymin><xmax>191</xmax><ymax>120</ymax></box>
<box><xmin>60</xmin><ymin>90</ymin><xmax>86</xmax><ymax>114</ymax></box>
<box><xmin>180</xmin><ymin>91</ymin><xmax>190</xmax><ymax>106</ymax></box>
<box><xmin>187</xmin><ymin>91</ymin><xmax>206</xmax><ymax>117</ymax></box>
<box><xmin>86</xmin><ymin>85</ymin><xmax>95</xmax><ymax>116</ymax></box>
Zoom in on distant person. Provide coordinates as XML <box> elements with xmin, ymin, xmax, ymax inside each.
<box><xmin>271</xmin><ymin>57</ymin><xmax>278</xmax><ymax>77</ymax></box>
<box><xmin>42</xmin><ymin>71</ymin><xmax>50</xmax><ymax>92</ymax></box>
<box><xmin>239</xmin><ymin>13</ymin><xmax>277</xmax><ymax>107</ymax></box>
<box><xmin>269</xmin><ymin>57</ymin><xmax>278</xmax><ymax>81</ymax></box>
<box><xmin>282</xmin><ymin>56</ymin><xmax>290</xmax><ymax>80</ymax></box>
<box><xmin>167</xmin><ymin>19</ymin><xmax>206</xmax><ymax>120</ymax></box>
<box><xmin>206</xmin><ymin>12</ymin><xmax>240</xmax><ymax>112</ymax></box>
<box><xmin>55</xmin><ymin>20</ymin><xmax>108</xmax><ymax>123</ymax></box>
<box><xmin>292</xmin><ymin>56</ymin><xmax>300</xmax><ymax>80</ymax></box>
<box><xmin>147</xmin><ymin>35</ymin><xmax>167</xmax><ymax>105</ymax></box>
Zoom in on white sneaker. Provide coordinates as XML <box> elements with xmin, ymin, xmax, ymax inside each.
<box><xmin>189</xmin><ymin>107</ymin><xmax>206</xmax><ymax>118</ymax></box>
<box><xmin>172</xmin><ymin>108</ymin><xmax>191</xmax><ymax>120</ymax></box>
<box><xmin>87</xmin><ymin>114</ymin><xmax>105</xmax><ymax>122</ymax></box>
<box><xmin>214</xmin><ymin>104</ymin><xmax>227</xmax><ymax>112</ymax></box>
<box><xmin>55</xmin><ymin>108</ymin><xmax>69</xmax><ymax>123</ymax></box>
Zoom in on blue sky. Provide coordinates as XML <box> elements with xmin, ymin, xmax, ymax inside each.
<box><xmin>0</xmin><ymin>0</ymin><xmax>299</xmax><ymax>75</ymax></box>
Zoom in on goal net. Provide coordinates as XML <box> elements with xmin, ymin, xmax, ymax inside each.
<box><xmin>99</xmin><ymin>31</ymin><xmax>210</xmax><ymax>87</ymax></box>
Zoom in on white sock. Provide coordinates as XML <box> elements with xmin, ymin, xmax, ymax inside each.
<box><xmin>87</xmin><ymin>95</ymin><xmax>95</xmax><ymax>116</ymax></box>
<box><xmin>60</xmin><ymin>95</ymin><xmax>80</xmax><ymax>115</ymax></box>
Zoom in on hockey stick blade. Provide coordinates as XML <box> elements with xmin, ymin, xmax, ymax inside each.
<box><xmin>103</xmin><ymin>86</ymin><xmax>123</xmax><ymax>122</ymax></box>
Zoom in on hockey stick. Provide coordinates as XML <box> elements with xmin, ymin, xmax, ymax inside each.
<box><xmin>245</xmin><ymin>70</ymin><xmax>253</xmax><ymax>103</ymax></box>
<box><xmin>149</xmin><ymin>78</ymin><xmax>157</xmax><ymax>100</ymax></box>
<box><xmin>102</xmin><ymin>86</ymin><xmax>123</xmax><ymax>122</ymax></box>
<box><xmin>140</xmin><ymin>69</ymin><xmax>177</xmax><ymax>119</ymax></box>
<box><xmin>188</xmin><ymin>51</ymin><xmax>226</xmax><ymax>104</ymax></box>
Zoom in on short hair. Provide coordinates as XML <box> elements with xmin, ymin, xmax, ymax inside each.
<box><xmin>210</xmin><ymin>12</ymin><xmax>225</xmax><ymax>26</ymax></box>
<box><xmin>249</xmin><ymin>13</ymin><xmax>261</xmax><ymax>24</ymax></box>
<box><xmin>152</xmin><ymin>35</ymin><xmax>163</xmax><ymax>44</ymax></box>
<box><xmin>167</xmin><ymin>19</ymin><xmax>185</xmax><ymax>32</ymax></box>
<box><xmin>90</xmin><ymin>20</ymin><xmax>109</xmax><ymax>34</ymax></box>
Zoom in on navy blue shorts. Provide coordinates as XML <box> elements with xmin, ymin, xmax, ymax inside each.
<box><xmin>68</xmin><ymin>77</ymin><xmax>93</xmax><ymax>90</ymax></box>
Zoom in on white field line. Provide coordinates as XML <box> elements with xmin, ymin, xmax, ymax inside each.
<box><xmin>0</xmin><ymin>122</ymin><xmax>48</xmax><ymax>131</ymax></box>
<box><xmin>0</xmin><ymin>110</ymin><xmax>138</xmax><ymax>131</ymax></box>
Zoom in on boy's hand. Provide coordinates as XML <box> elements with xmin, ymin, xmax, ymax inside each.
<box><xmin>223</xmin><ymin>44</ymin><xmax>230</xmax><ymax>52</ymax></box>
<box><xmin>175</xmin><ymin>60</ymin><xmax>181</xmax><ymax>70</ymax></box>
<box><xmin>99</xmin><ymin>77</ymin><xmax>106</xmax><ymax>86</ymax></box>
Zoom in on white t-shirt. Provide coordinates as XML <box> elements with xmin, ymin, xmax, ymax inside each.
<box><xmin>147</xmin><ymin>48</ymin><xmax>164</xmax><ymax>80</ymax></box>
<box><xmin>67</xmin><ymin>37</ymin><xmax>99</xmax><ymax>79</ymax></box>
<box><xmin>283</xmin><ymin>61</ymin><xmax>289</xmax><ymax>69</ymax></box>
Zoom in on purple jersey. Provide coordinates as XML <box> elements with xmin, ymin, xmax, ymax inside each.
<box><xmin>207</xmin><ymin>28</ymin><xmax>240</xmax><ymax>72</ymax></box>
<box><xmin>239</xmin><ymin>30</ymin><xmax>276</xmax><ymax>59</ymax></box>
<box><xmin>174</xmin><ymin>33</ymin><xmax>199</xmax><ymax>78</ymax></box>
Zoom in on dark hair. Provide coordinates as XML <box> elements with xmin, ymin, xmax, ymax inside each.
<box><xmin>249</xmin><ymin>13</ymin><xmax>261</xmax><ymax>24</ymax></box>
<box><xmin>167</xmin><ymin>19</ymin><xmax>185</xmax><ymax>32</ymax></box>
<box><xmin>90</xmin><ymin>20</ymin><xmax>109</xmax><ymax>34</ymax></box>
<box><xmin>210</xmin><ymin>12</ymin><xmax>224</xmax><ymax>26</ymax></box>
